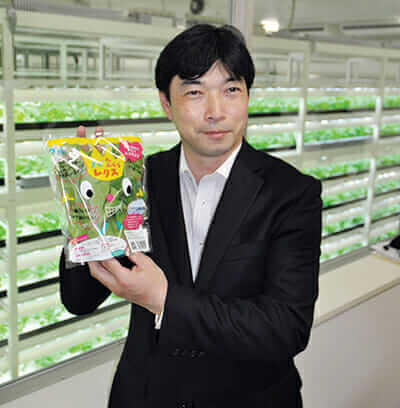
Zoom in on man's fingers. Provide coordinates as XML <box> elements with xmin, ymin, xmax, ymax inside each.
<box><xmin>101</xmin><ymin>257</ymin><xmax>130</xmax><ymax>277</ymax></box>
<box><xmin>94</xmin><ymin>126</ymin><xmax>104</xmax><ymax>138</ymax></box>
<box><xmin>76</xmin><ymin>125</ymin><xmax>104</xmax><ymax>139</ymax></box>
<box><xmin>93</xmin><ymin>126</ymin><xmax>105</xmax><ymax>153</ymax></box>
<box><xmin>77</xmin><ymin>125</ymin><xmax>86</xmax><ymax>138</ymax></box>
<box><xmin>126</xmin><ymin>251</ymin><xmax>146</xmax><ymax>267</ymax></box>
<box><xmin>88</xmin><ymin>261</ymin><xmax>118</xmax><ymax>291</ymax></box>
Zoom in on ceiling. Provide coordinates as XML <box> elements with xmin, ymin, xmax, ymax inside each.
<box><xmin>9</xmin><ymin>0</ymin><xmax>400</xmax><ymax>45</ymax></box>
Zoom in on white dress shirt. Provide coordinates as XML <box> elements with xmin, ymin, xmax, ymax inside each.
<box><xmin>179</xmin><ymin>143</ymin><xmax>242</xmax><ymax>281</ymax></box>
<box><xmin>155</xmin><ymin>142</ymin><xmax>242</xmax><ymax>329</ymax></box>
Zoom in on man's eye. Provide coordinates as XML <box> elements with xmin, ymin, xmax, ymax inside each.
<box><xmin>186</xmin><ymin>90</ymin><xmax>201</xmax><ymax>96</ymax></box>
<box><xmin>227</xmin><ymin>87</ymin><xmax>240</xmax><ymax>94</ymax></box>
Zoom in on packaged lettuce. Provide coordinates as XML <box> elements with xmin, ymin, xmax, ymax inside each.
<box><xmin>46</xmin><ymin>135</ymin><xmax>150</xmax><ymax>263</ymax></box>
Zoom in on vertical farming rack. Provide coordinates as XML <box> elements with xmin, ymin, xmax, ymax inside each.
<box><xmin>0</xmin><ymin>7</ymin><xmax>399</xmax><ymax>386</ymax></box>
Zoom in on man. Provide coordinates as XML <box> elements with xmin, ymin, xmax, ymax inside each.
<box><xmin>60</xmin><ymin>24</ymin><xmax>322</xmax><ymax>408</ymax></box>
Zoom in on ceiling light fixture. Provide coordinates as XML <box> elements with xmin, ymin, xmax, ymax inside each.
<box><xmin>261</xmin><ymin>19</ymin><xmax>280</xmax><ymax>34</ymax></box>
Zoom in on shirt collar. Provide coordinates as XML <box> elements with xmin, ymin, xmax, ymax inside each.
<box><xmin>179</xmin><ymin>142</ymin><xmax>242</xmax><ymax>182</ymax></box>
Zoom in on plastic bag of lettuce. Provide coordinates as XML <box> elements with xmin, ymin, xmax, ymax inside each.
<box><xmin>46</xmin><ymin>135</ymin><xmax>151</xmax><ymax>263</ymax></box>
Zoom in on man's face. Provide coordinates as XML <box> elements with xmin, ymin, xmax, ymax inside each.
<box><xmin>159</xmin><ymin>61</ymin><xmax>249</xmax><ymax>164</ymax></box>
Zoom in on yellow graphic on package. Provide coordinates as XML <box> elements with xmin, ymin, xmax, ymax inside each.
<box><xmin>47</xmin><ymin>136</ymin><xmax>142</xmax><ymax>180</ymax></box>
<box><xmin>84</xmin><ymin>147</ymin><xmax>124</xmax><ymax>180</ymax></box>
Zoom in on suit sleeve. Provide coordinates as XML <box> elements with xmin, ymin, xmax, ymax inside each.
<box><xmin>59</xmin><ymin>249</ymin><xmax>111</xmax><ymax>315</ymax></box>
<box><xmin>59</xmin><ymin>250</ymin><xmax>135</xmax><ymax>315</ymax></box>
<box><xmin>157</xmin><ymin>178</ymin><xmax>322</xmax><ymax>363</ymax></box>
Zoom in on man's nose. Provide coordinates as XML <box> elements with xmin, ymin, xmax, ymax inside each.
<box><xmin>205</xmin><ymin>93</ymin><xmax>225</xmax><ymax>122</ymax></box>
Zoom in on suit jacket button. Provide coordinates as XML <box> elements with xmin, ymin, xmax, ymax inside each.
<box><xmin>177</xmin><ymin>402</ymin><xmax>193</xmax><ymax>408</ymax></box>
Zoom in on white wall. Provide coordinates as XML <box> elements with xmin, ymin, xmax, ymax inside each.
<box><xmin>3</xmin><ymin>284</ymin><xmax>400</xmax><ymax>408</ymax></box>
<box><xmin>296</xmin><ymin>283</ymin><xmax>400</xmax><ymax>408</ymax></box>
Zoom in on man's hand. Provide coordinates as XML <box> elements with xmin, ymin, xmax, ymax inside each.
<box><xmin>88</xmin><ymin>252</ymin><xmax>168</xmax><ymax>315</ymax></box>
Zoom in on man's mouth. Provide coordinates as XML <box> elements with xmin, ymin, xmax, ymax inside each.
<box><xmin>203</xmin><ymin>130</ymin><xmax>230</xmax><ymax>137</ymax></box>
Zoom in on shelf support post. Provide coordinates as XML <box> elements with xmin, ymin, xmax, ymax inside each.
<box><xmin>60</xmin><ymin>43</ymin><xmax>67</xmax><ymax>81</ymax></box>
<box><xmin>364</xmin><ymin>157</ymin><xmax>377</xmax><ymax>246</ymax></box>
<box><xmin>229</xmin><ymin>0</ymin><xmax>254</xmax><ymax>49</ymax></box>
<box><xmin>366</xmin><ymin>57</ymin><xmax>386</xmax><ymax>245</ymax></box>
<box><xmin>108</xmin><ymin>51</ymin><xmax>113</xmax><ymax>79</ymax></box>
<box><xmin>1</xmin><ymin>6</ymin><xmax>19</xmax><ymax>380</ymax></box>
<box><xmin>99</xmin><ymin>41</ymin><xmax>106</xmax><ymax>80</ymax></box>
<box><xmin>296</xmin><ymin>46</ymin><xmax>311</xmax><ymax>161</ymax></box>
<box><xmin>82</xmin><ymin>49</ymin><xmax>88</xmax><ymax>79</ymax></box>
<box><xmin>373</xmin><ymin>57</ymin><xmax>386</xmax><ymax>143</ymax></box>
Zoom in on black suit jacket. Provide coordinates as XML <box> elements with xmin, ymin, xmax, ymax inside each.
<box><xmin>59</xmin><ymin>141</ymin><xmax>322</xmax><ymax>408</ymax></box>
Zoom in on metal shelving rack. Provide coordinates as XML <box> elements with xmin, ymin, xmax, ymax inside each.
<box><xmin>0</xmin><ymin>8</ymin><xmax>182</xmax><ymax>383</ymax></box>
<box><xmin>0</xmin><ymin>6</ymin><xmax>400</xmax><ymax>385</ymax></box>
<box><xmin>250</xmin><ymin>36</ymin><xmax>400</xmax><ymax>258</ymax></box>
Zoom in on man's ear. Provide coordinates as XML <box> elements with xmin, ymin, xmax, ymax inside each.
<box><xmin>159</xmin><ymin>91</ymin><xmax>173</xmax><ymax>121</ymax></box>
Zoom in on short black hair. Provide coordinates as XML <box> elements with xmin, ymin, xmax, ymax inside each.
<box><xmin>155</xmin><ymin>24</ymin><xmax>255</xmax><ymax>101</ymax></box>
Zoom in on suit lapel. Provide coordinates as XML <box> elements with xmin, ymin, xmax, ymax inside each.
<box><xmin>195</xmin><ymin>142</ymin><xmax>266</xmax><ymax>291</ymax></box>
<box><xmin>154</xmin><ymin>145</ymin><xmax>194</xmax><ymax>287</ymax></box>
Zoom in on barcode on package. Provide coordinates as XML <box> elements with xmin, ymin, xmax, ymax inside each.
<box><xmin>125</xmin><ymin>228</ymin><xmax>150</xmax><ymax>253</ymax></box>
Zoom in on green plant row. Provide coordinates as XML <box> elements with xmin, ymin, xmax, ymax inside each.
<box><xmin>321</xmin><ymin>218</ymin><xmax>399</xmax><ymax>263</ymax></box>
<box><xmin>369</xmin><ymin>229</ymin><xmax>399</xmax><ymax>245</ymax></box>
<box><xmin>0</xmin><ymin>95</ymin><xmax>399</xmax><ymax>124</ymax></box>
<box><xmin>322</xmin><ymin>203</ymin><xmax>400</xmax><ymax>237</ymax></box>
<box><xmin>372</xmin><ymin>203</ymin><xmax>400</xmax><ymax>221</ymax></box>
<box><xmin>0</xmin><ymin>292</ymin><xmax>124</xmax><ymax>341</ymax></box>
<box><xmin>380</xmin><ymin>124</ymin><xmax>400</xmax><ymax>136</ymax></box>
<box><xmin>11</xmin><ymin>101</ymin><xmax>166</xmax><ymax>123</ymax></box>
<box><xmin>303</xmin><ymin>159</ymin><xmax>370</xmax><ymax>179</ymax></box>
<box><xmin>322</xmin><ymin>188</ymin><xmax>367</xmax><ymax>208</ymax></box>
<box><xmin>375</xmin><ymin>180</ymin><xmax>400</xmax><ymax>195</ymax></box>
<box><xmin>376</xmin><ymin>154</ymin><xmax>400</xmax><ymax>168</ymax></box>
<box><xmin>248</xmin><ymin>95</ymin><xmax>382</xmax><ymax>114</ymax></box>
<box><xmin>322</xmin><ymin>180</ymin><xmax>400</xmax><ymax>209</ymax></box>
<box><xmin>16</xmin><ymin>212</ymin><xmax>61</xmax><ymax>237</ymax></box>
<box><xmin>323</xmin><ymin>216</ymin><xmax>364</xmax><ymax>236</ymax></box>
<box><xmin>246</xmin><ymin>126</ymin><xmax>374</xmax><ymax>151</ymax></box>
<box><xmin>17</xmin><ymin>322</ymin><xmax>128</xmax><ymax>379</ymax></box>
<box><xmin>16</xmin><ymin>305</ymin><xmax>72</xmax><ymax>338</ymax></box>
<box><xmin>320</xmin><ymin>242</ymin><xmax>364</xmax><ymax>262</ymax></box>
<box><xmin>246</xmin><ymin>132</ymin><xmax>296</xmax><ymax>149</ymax></box>
<box><xmin>304</xmin><ymin>154</ymin><xmax>400</xmax><ymax>181</ymax></box>
<box><xmin>0</xmin><ymin>261</ymin><xmax>132</xmax><ymax>293</ymax></box>
<box><xmin>248</xmin><ymin>97</ymin><xmax>299</xmax><ymax>114</ymax></box>
<box><xmin>0</xmin><ymin>155</ymin><xmax>48</xmax><ymax>178</ymax></box>
<box><xmin>0</xmin><ymin>261</ymin><xmax>59</xmax><ymax>291</ymax></box>
<box><xmin>382</xmin><ymin>96</ymin><xmax>400</xmax><ymax>109</ymax></box>
<box><xmin>304</xmin><ymin>126</ymin><xmax>373</xmax><ymax>143</ymax></box>
<box><xmin>0</xmin><ymin>212</ymin><xmax>62</xmax><ymax>242</ymax></box>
